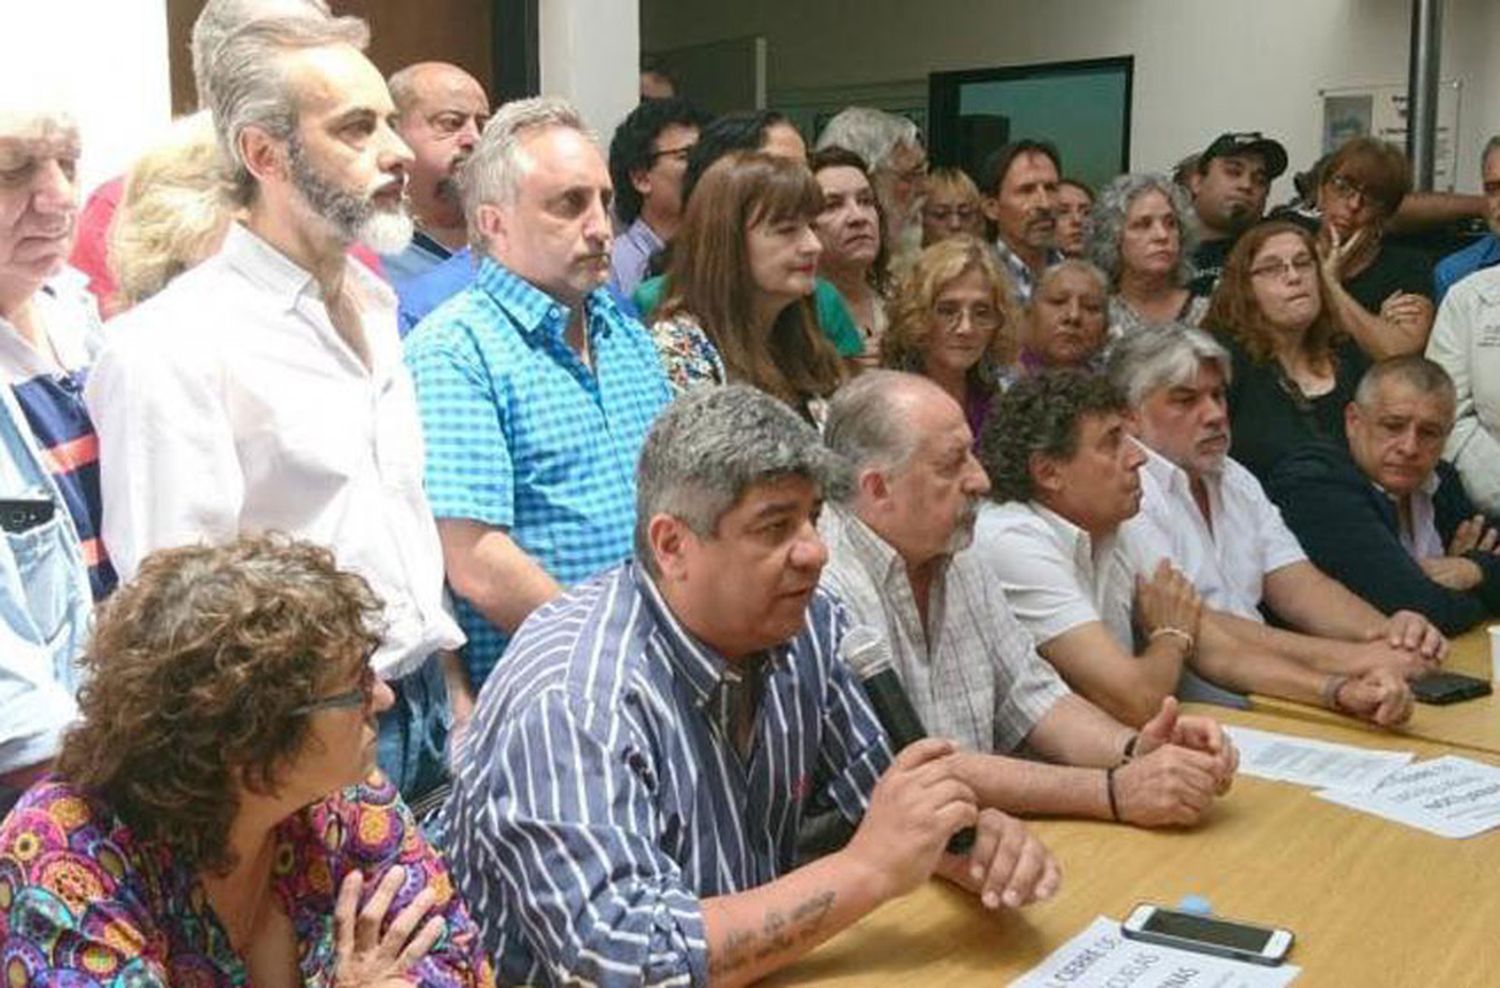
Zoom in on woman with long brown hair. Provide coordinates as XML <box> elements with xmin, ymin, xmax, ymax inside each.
<box><xmin>648</xmin><ymin>150</ymin><xmax>844</xmax><ymax>423</ymax></box>
<box><xmin>1205</xmin><ymin>220</ymin><xmax>1370</xmax><ymax>481</ymax></box>
<box><xmin>881</xmin><ymin>235</ymin><xmax>1020</xmax><ymax>439</ymax></box>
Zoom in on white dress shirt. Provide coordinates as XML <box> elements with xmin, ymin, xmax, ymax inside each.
<box><xmin>1135</xmin><ymin>444</ymin><xmax>1307</xmax><ymax>621</ymax></box>
<box><xmin>87</xmin><ymin>224</ymin><xmax>462</xmax><ymax>678</ymax></box>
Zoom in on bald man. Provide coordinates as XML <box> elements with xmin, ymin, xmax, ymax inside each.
<box><xmin>384</xmin><ymin>61</ymin><xmax>490</xmax><ymax>286</ymax></box>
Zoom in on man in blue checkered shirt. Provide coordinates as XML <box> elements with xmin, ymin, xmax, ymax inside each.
<box><xmin>405</xmin><ymin>97</ymin><xmax>672</xmax><ymax>692</ymax></box>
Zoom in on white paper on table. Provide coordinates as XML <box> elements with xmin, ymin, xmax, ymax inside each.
<box><xmin>1224</xmin><ymin>725</ymin><xmax>1413</xmax><ymax>793</ymax></box>
<box><xmin>1007</xmin><ymin>915</ymin><xmax>1300</xmax><ymax>988</ymax></box>
<box><xmin>1315</xmin><ymin>755</ymin><xmax>1500</xmax><ymax>838</ymax></box>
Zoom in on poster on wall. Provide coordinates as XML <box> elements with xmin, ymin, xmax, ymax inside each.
<box><xmin>1319</xmin><ymin>81</ymin><xmax>1461</xmax><ymax>191</ymax></box>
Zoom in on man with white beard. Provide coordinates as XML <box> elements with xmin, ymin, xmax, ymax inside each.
<box><xmin>85</xmin><ymin>13</ymin><xmax>467</xmax><ymax>808</ymax></box>
<box><xmin>818</xmin><ymin>371</ymin><xmax>1238</xmax><ymax>829</ymax></box>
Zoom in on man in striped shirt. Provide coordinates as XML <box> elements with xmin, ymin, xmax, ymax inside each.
<box><xmin>821</xmin><ymin>371</ymin><xmax>1237</xmax><ymax>829</ymax></box>
<box><xmin>443</xmin><ymin>385</ymin><xmax>1059</xmax><ymax>988</ymax></box>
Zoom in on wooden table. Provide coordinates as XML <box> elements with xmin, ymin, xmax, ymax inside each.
<box><xmin>766</xmin><ymin>705</ymin><xmax>1500</xmax><ymax>987</ymax></box>
<box><xmin>1250</xmin><ymin>625</ymin><xmax>1500</xmax><ymax>756</ymax></box>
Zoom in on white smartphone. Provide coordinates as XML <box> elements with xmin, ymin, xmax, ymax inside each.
<box><xmin>1120</xmin><ymin>904</ymin><xmax>1293</xmax><ymax>966</ymax></box>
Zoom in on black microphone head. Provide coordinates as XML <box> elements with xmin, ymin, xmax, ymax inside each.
<box><xmin>840</xmin><ymin>625</ymin><xmax>893</xmax><ymax>681</ymax></box>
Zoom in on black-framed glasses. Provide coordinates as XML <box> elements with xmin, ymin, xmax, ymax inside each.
<box><xmin>292</xmin><ymin>662</ymin><xmax>377</xmax><ymax>716</ymax></box>
<box><xmin>648</xmin><ymin>143</ymin><xmax>695</xmax><ymax>163</ymax></box>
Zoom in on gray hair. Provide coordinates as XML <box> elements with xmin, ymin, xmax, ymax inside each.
<box><xmin>823</xmin><ymin>370</ymin><xmax>928</xmax><ymax>489</ymax></box>
<box><xmin>1353</xmin><ymin>355</ymin><xmax>1456</xmax><ymax>410</ymax></box>
<box><xmin>1034</xmin><ymin>257</ymin><xmax>1109</xmax><ymax>298</ymax></box>
<box><xmin>189</xmin><ymin>0</ymin><xmax>331</xmax><ymax>108</ymax></box>
<box><xmin>813</xmin><ymin>106</ymin><xmax>919</xmax><ymax>172</ymax></box>
<box><xmin>634</xmin><ymin>385</ymin><xmax>848</xmax><ymax>575</ymax></box>
<box><xmin>1105</xmin><ymin>323</ymin><xmax>1233</xmax><ymax>408</ymax></box>
<box><xmin>1086</xmin><ymin>172</ymin><xmax>1199</xmax><ymax>287</ymax></box>
<box><xmin>208</xmin><ymin>13</ymin><xmax>369</xmax><ymax>206</ymax></box>
<box><xmin>461</xmin><ymin>96</ymin><xmax>592</xmax><ymax>243</ymax></box>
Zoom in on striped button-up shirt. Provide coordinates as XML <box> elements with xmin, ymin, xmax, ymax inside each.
<box><xmin>442</xmin><ymin>561</ymin><xmax>892</xmax><ymax>988</ymax></box>
<box><xmin>819</xmin><ymin>504</ymin><xmax>1069</xmax><ymax>756</ymax></box>
<box><xmin>404</xmin><ymin>258</ymin><xmax>672</xmax><ymax>686</ymax></box>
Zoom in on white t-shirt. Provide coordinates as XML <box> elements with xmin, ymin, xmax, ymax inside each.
<box><xmin>972</xmin><ymin>501</ymin><xmax>1170</xmax><ymax>649</ymax></box>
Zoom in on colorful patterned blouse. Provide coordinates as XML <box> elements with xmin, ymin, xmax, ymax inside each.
<box><xmin>648</xmin><ymin>313</ymin><xmax>727</xmax><ymax>396</ymax></box>
<box><xmin>0</xmin><ymin>775</ymin><xmax>494</xmax><ymax>988</ymax></box>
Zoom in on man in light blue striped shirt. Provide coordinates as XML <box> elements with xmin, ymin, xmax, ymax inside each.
<box><xmin>443</xmin><ymin>386</ymin><xmax>1060</xmax><ymax>987</ymax></box>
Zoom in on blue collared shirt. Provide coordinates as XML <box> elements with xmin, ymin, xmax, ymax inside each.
<box><xmin>1434</xmin><ymin>233</ymin><xmax>1500</xmax><ymax>303</ymax></box>
<box><xmin>441</xmin><ymin>561</ymin><xmax>892</xmax><ymax>988</ymax></box>
<box><xmin>397</xmin><ymin>247</ymin><xmax>478</xmax><ymax>337</ymax></box>
<box><xmin>609</xmin><ymin>217</ymin><xmax>665</xmax><ymax>299</ymax></box>
<box><xmin>404</xmin><ymin>258</ymin><xmax>672</xmax><ymax>685</ymax></box>
<box><xmin>399</xmin><ymin>247</ymin><xmax>641</xmax><ymax>337</ymax></box>
<box><xmin>382</xmin><ymin>229</ymin><xmax>454</xmax><ymax>296</ymax></box>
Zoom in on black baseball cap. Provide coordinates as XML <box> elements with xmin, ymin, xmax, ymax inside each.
<box><xmin>1198</xmin><ymin>132</ymin><xmax>1288</xmax><ymax>179</ymax></box>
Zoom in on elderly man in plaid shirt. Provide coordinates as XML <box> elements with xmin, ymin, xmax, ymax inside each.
<box><xmin>820</xmin><ymin>370</ymin><xmax>1238</xmax><ymax>829</ymax></box>
<box><xmin>405</xmin><ymin>97</ymin><xmax>672</xmax><ymax>693</ymax></box>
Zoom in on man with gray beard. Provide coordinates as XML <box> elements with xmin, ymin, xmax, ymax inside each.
<box><xmin>85</xmin><ymin>13</ymin><xmax>469</xmax><ymax>809</ymax></box>
<box><xmin>819</xmin><ymin>370</ymin><xmax>1237</xmax><ymax>829</ymax></box>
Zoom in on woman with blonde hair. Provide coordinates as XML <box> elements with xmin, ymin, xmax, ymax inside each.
<box><xmin>649</xmin><ymin>150</ymin><xmax>844</xmax><ymax>423</ymax></box>
<box><xmin>920</xmin><ymin>167</ymin><xmax>985</xmax><ymax>246</ymax></box>
<box><xmin>108</xmin><ymin>111</ymin><xmax>233</xmax><ymax>311</ymax></box>
<box><xmin>881</xmin><ymin>234</ymin><xmax>1020</xmax><ymax>438</ymax></box>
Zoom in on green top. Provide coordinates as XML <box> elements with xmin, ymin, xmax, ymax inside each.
<box><xmin>632</xmin><ymin>275</ymin><xmax>865</xmax><ymax>358</ymax></box>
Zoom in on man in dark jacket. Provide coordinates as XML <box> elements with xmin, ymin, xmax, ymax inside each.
<box><xmin>1268</xmin><ymin>355</ymin><xmax>1500</xmax><ymax>635</ymax></box>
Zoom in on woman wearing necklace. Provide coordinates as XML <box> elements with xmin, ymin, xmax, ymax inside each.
<box><xmin>1088</xmin><ymin>172</ymin><xmax>1207</xmax><ymax>340</ymax></box>
<box><xmin>0</xmin><ymin>535</ymin><xmax>492</xmax><ymax>988</ymax></box>
<box><xmin>1204</xmin><ymin>220</ymin><xmax>1370</xmax><ymax>482</ymax></box>
<box><xmin>809</xmin><ymin>146</ymin><xmax>891</xmax><ymax>366</ymax></box>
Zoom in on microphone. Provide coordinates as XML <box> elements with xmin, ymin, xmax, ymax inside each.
<box><xmin>841</xmin><ymin>625</ymin><xmax>975</xmax><ymax>854</ymax></box>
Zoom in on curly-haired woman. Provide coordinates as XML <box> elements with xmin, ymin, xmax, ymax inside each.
<box><xmin>1087</xmin><ymin>172</ymin><xmax>1206</xmax><ymax>338</ymax></box>
<box><xmin>0</xmin><ymin>534</ymin><xmax>493</xmax><ymax>988</ymax></box>
<box><xmin>1204</xmin><ymin>220</ymin><xmax>1370</xmax><ymax>482</ymax></box>
<box><xmin>881</xmin><ymin>235</ymin><xmax>1020</xmax><ymax>440</ymax></box>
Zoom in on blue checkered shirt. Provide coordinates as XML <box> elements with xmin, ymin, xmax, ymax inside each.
<box><xmin>441</xmin><ymin>561</ymin><xmax>893</xmax><ymax>988</ymax></box>
<box><xmin>404</xmin><ymin>258</ymin><xmax>672</xmax><ymax>686</ymax></box>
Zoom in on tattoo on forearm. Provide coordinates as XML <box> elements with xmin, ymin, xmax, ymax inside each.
<box><xmin>707</xmin><ymin>890</ymin><xmax>837</xmax><ymax>976</ymax></box>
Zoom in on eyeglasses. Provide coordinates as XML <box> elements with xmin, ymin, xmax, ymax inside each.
<box><xmin>894</xmin><ymin>161</ymin><xmax>929</xmax><ymax>185</ymax></box>
<box><xmin>1249</xmin><ymin>255</ymin><xmax>1317</xmax><ymax>281</ymax></box>
<box><xmin>1325</xmin><ymin>173</ymin><xmax>1382</xmax><ymax>212</ymax></box>
<box><xmin>933</xmin><ymin>301</ymin><xmax>1001</xmax><ymax>330</ymax></box>
<box><xmin>292</xmin><ymin>662</ymin><xmax>377</xmax><ymax>716</ymax></box>
<box><xmin>923</xmin><ymin>204</ymin><xmax>979</xmax><ymax>222</ymax></box>
<box><xmin>648</xmin><ymin>143</ymin><xmax>696</xmax><ymax>163</ymax></box>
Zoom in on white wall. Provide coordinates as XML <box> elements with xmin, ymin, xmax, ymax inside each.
<box><xmin>540</xmin><ymin>0</ymin><xmax>641</xmax><ymax>143</ymax></box>
<box><xmin>6</xmin><ymin>0</ymin><xmax>173</xmax><ymax>195</ymax></box>
<box><xmin>643</xmin><ymin>0</ymin><xmax>1500</xmax><ymax>195</ymax></box>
